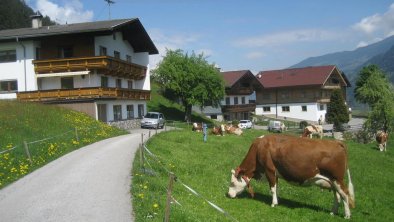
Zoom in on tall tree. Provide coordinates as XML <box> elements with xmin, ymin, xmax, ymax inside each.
<box><xmin>326</xmin><ymin>89</ymin><xmax>349</xmax><ymax>131</ymax></box>
<box><xmin>354</xmin><ymin>65</ymin><xmax>394</xmax><ymax>132</ymax></box>
<box><xmin>153</xmin><ymin>49</ymin><xmax>225</xmax><ymax>122</ymax></box>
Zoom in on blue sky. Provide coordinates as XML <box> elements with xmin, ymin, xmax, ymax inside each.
<box><xmin>26</xmin><ymin>0</ymin><xmax>394</xmax><ymax>73</ymax></box>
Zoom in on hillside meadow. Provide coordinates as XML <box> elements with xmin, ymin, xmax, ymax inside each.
<box><xmin>132</xmin><ymin>128</ymin><xmax>394</xmax><ymax>222</ymax></box>
<box><xmin>0</xmin><ymin>100</ymin><xmax>126</xmax><ymax>189</ymax></box>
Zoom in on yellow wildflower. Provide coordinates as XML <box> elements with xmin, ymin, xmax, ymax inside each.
<box><xmin>153</xmin><ymin>203</ymin><xmax>159</xmax><ymax>208</ymax></box>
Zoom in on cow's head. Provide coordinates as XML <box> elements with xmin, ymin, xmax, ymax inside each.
<box><xmin>228</xmin><ymin>169</ymin><xmax>249</xmax><ymax>198</ymax></box>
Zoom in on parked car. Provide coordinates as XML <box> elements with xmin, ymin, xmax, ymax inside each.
<box><xmin>239</xmin><ymin>120</ymin><xmax>253</xmax><ymax>129</ymax></box>
<box><xmin>268</xmin><ymin>120</ymin><xmax>284</xmax><ymax>132</ymax></box>
<box><xmin>141</xmin><ymin>112</ymin><xmax>165</xmax><ymax>129</ymax></box>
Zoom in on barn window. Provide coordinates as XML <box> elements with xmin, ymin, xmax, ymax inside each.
<box><xmin>302</xmin><ymin>106</ymin><xmax>307</xmax><ymax>112</ymax></box>
<box><xmin>0</xmin><ymin>80</ymin><xmax>17</xmax><ymax>92</ymax></box>
<box><xmin>282</xmin><ymin>106</ymin><xmax>290</xmax><ymax>112</ymax></box>
<box><xmin>263</xmin><ymin>106</ymin><xmax>271</xmax><ymax>112</ymax></box>
<box><xmin>126</xmin><ymin>105</ymin><xmax>134</xmax><ymax>119</ymax></box>
<box><xmin>113</xmin><ymin>105</ymin><xmax>122</xmax><ymax>121</ymax></box>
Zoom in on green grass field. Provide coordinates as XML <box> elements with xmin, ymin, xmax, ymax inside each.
<box><xmin>0</xmin><ymin>100</ymin><xmax>126</xmax><ymax>189</ymax></box>
<box><xmin>132</xmin><ymin>129</ymin><xmax>394</xmax><ymax>222</ymax></box>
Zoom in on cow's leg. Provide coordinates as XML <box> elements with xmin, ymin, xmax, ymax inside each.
<box><xmin>379</xmin><ymin>143</ymin><xmax>384</xmax><ymax>151</ymax></box>
<box><xmin>270</xmin><ymin>184</ymin><xmax>278</xmax><ymax>207</ymax></box>
<box><xmin>266</xmin><ymin>171</ymin><xmax>278</xmax><ymax>207</ymax></box>
<box><xmin>331</xmin><ymin>191</ymin><xmax>341</xmax><ymax>216</ymax></box>
<box><xmin>333</xmin><ymin>181</ymin><xmax>351</xmax><ymax>219</ymax></box>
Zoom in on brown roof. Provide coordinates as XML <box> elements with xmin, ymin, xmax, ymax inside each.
<box><xmin>0</xmin><ymin>18</ymin><xmax>158</xmax><ymax>54</ymax></box>
<box><xmin>256</xmin><ymin>65</ymin><xmax>346</xmax><ymax>88</ymax></box>
<box><xmin>221</xmin><ymin>70</ymin><xmax>252</xmax><ymax>87</ymax></box>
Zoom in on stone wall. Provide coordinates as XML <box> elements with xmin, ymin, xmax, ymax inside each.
<box><xmin>107</xmin><ymin>119</ymin><xmax>141</xmax><ymax>130</ymax></box>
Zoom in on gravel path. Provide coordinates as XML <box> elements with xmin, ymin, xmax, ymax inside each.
<box><xmin>0</xmin><ymin>132</ymin><xmax>145</xmax><ymax>222</ymax></box>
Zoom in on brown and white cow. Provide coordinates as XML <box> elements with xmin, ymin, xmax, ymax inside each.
<box><xmin>376</xmin><ymin>131</ymin><xmax>388</xmax><ymax>152</ymax></box>
<box><xmin>228</xmin><ymin>134</ymin><xmax>355</xmax><ymax>219</ymax></box>
<box><xmin>192</xmin><ymin>123</ymin><xmax>203</xmax><ymax>132</ymax></box>
<box><xmin>302</xmin><ymin>125</ymin><xmax>323</xmax><ymax>139</ymax></box>
<box><xmin>212</xmin><ymin>124</ymin><xmax>225</xmax><ymax>136</ymax></box>
<box><xmin>225</xmin><ymin>124</ymin><xmax>243</xmax><ymax>136</ymax></box>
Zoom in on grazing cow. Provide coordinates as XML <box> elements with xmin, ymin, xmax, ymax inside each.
<box><xmin>228</xmin><ymin>134</ymin><xmax>355</xmax><ymax>219</ymax></box>
<box><xmin>192</xmin><ymin>122</ymin><xmax>203</xmax><ymax>132</ymax></box>
<box><xmin>225</xmin><ymin>125</ymin><xmax>243</xmax><ymax>136</ymax></box>
<box><xmin>376</xmin><ymin>131</ymin><xmax>388</xmax><ymax>152</ymax></box>
<box><xmin>302</xmin><ymin>125</ymin><xmax>323</xmax><ymax>139</ymax></box>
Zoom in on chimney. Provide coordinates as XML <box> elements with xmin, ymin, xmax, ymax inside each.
<box><xmin>30</xmin><ymin>11</ymin><xmax>43</xmax><ymax>28</ymax></box>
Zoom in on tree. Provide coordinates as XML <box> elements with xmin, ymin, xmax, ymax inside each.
<box><xmin>326</xmin><ymin>89</ymin><xmax>349</xmax><ymax>131</ymax></box>
<box><xmin>153</xmin><ymin>49</ymin><xmax>225</xmax><ymax>122</ymax></box>
<box><xmin>354</xmin><ymin>65</ymin><xmax>394</xmax><ymax>133</ymax></box>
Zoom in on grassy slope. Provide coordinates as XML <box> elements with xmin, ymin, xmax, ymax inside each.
<box><xmin>0</xmin><ymin>100</ymin><xmax>126</xmax><ymax>188</ymax></box>
<box><xmin>132</xmin><ymin>129</ymin><xmax>394</xmax><ymax>222</ymax></box>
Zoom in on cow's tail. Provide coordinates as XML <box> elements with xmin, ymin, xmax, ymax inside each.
<box><xmin>347</xmin><ymin>169</ymin><xmax>355</xmax><ymax>208</ymax></box>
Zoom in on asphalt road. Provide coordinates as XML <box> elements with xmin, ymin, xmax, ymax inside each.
<box><xmin>0</xmin><ymin>130</ymin><xmax>155</xmax><ymax>222</ymax></box>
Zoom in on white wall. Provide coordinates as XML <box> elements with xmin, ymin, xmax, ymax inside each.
<box><xmin>256</xmin><ymin>102</ymin><xmax>326</xmax><ymax>122</ymax></box>
<box><xmin>0</xmin><ymin>40</ymin><xmax>37</xmax><ymax>99</ymax></box>
<box><xmin>95</xmin><ymin>100</ymin><xmax>147</xmax><ymax>122</ymax></box>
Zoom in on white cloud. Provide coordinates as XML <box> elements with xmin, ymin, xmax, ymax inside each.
<box><xmin>353</xmin><ymin>3</ymin><xmax>394</xmax><ymax>36</ymax></box>
<box><xmin>245</xmin><ymin>51</ymin><xmax>264</xmax><ymax>59</ymax></box>
<box><xmin>35</xmin><ymin>0</ymin><xmax>93</xmax><ymax>24</ymax></box>
<box><xmin>148</xmin><ymin>29</ymin><xmax>202</xmax><ymax>68</ymax></box>
<box><xmin>233</xmin><ymin>29</ymin><xmax>340</xmax><ymax>48</ymax></box>
<box><xmin>356</xmin><ymin>37</ymin><xmax>383</xmax><ymax>48</ymax></box>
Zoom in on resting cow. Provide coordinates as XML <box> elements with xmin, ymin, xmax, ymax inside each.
<box><xmin>228</xmin><ymin>134</ymin><xmax>355</xmax><ymax>219</ymax></box>
<box><xmin>225</xmin><ymin>125</ymin><xmax>243</xmax><ymax>136</ymax></box>
<box><xmin>302</xmin><ymin>125</ymin><xmax>323</xmax><ymax>139</ymax></box>
<box><xmin>211</xmin><ymin>124</ymin><xmax>225</xmax><ymax>136</ymax></box>
<box><xmin>376</xmin><ymin>131</ymin><xmax>388</xmax><ymax>152</ymax></box>
<box><xmin>192</xmin><ymin>123</ymin><xmax>203</xmax><ymax>132</ymax></box>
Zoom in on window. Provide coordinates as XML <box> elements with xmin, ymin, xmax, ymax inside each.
<box><xmin>210</xmin><ymin>115</ymin><xmax>217</xmax><ymax>120</ymax></box>
<box><xmin>116</xmin><ymin>79</ymin><xmax>122</xmax><ymax>88</ymax></box>
<box><xmin>126</xmin><ymin>105</ymin><xmax>134</xmax><ymax>119</ymax></box>
<box><xmin>114</xmin><ymin>51</ymin><xmax>120</xmax><ymax>59</ymax></box>
<box><xmin>225</xmin><ymin>97</ymin><xmax>230</xmax><ymax>105</ymax></box>
<box><xmin>302</xmin><ymin>106</ymin><xmax>307</xmax><ymax>112</ymax></box>
<box><xmin>0</xmin><ymin>50</ymin><xmax>16</xmax><ymax>63</ymax></box>
<box><xmin>99</xmin><ymin>46</ymin><xmax>107</xmax><ymax>56</ymax></box>
<box><xmin>127</xmin><ymin>80</ymin><xmax>133</xmax><ymax>89</ymax></box>
<box><xmin>58</xmin><ymin>46</ymin><xmax>73</xmax><ymax>58</ymax></box>
<box><xmin>331</xmin><ymin>78</ymin><xmax>339</xmax><ymax>84</ymax></box>
<box><xmin>234</xmin><ymin>97</ymin><xmax>238</xmax><ymax>105</ymax></box>
<box><xmin>282</xmin><ymin>106</ymin><xmax>290</xmax><ymax>112</ymax></box>
<box><xmin>101</xmin><ymin>76</ymin><xmax>108</xmax><ymax>87</ymax></box>
<box><xmin>319</xmin><ymin>104</ymin><xmax>325</xmax><ymax>110</ymax></box>
<box><xmin>61</xmin><ymin>77</ymin><xmax>74</xmax><ymax>89</ymax></box>
<box><xmin>241</xmin><ymin>97</ymin><xmax>245</xmax><ymax>104</ymax></box>
<box><xmin>263</xmin><ymin>106</ymin><xmax>271</xmax><ymax>112</ymax></box>
<box><xmin>35</xmin><ymin>48</ymin><xmax>41</xmax><ymax>60</ymax></box>
<box><xmin>113</xmin><ymin>105</ymin><xmax>122</xmax><ymax>121</ymax></box>
<box><xmin>0</xmin><ymin>80</ymin><xmax>17</xmax><ymax>92</ymax></box>
<box><xmin>126</xmin><ymin>55</ymin><xmax>132</xmax><ymax>63</ymax></box>
<box><xmin>138</xmin><ymin>104</ymin><xmax>144</xmax><ymax>118</ymax></box>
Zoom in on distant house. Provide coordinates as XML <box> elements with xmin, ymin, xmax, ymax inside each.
<box><xmin>254</xmin><ymin>65</ymin><xmax>351</xmax><ymax>123</ymax></box>
<box><xmin>193</xmin><ymin>70</ymin><xmax>260</xmax><ymax>121</ymax></box>
<box><xmin>0</xmin><ymin>13</ymin><xmax>158</xmax><ymax>124</ymax></box>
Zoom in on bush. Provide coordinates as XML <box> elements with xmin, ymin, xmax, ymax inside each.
<box><xmin>299</xmin><ymin>121</ymin><xmax>308</xmax><ymax>129</ymax></box>
<box><xmin>354</xmin><ymin>129</ymin><xmax>374</xmax><ymax>144</ymax></box>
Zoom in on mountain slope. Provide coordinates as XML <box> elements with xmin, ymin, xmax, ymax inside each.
<box><xmin>291</xmin><ymin>35</ymin><xmax>394</xmax><ymax>79</ymax></box>
<box><xmin>362</xmin><ymin>45</ymin><xmax>394</xmax><ymax>82</ymax></box>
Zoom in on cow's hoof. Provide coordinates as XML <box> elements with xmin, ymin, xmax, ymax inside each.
<box><xmin>344</xmin><ymin>215</ymin><xmax>351</xmax><ymax>219</ymax></box>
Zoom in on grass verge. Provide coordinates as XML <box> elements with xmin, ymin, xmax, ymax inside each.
<box><xmin>132</xmin><ymin>129</ymin><xmax>394</xmax><ymax>221</ymax></box>
<box><xmin>0</xmin><ymin>100</ymin><xmax>126</xmax><ymax>189</ymax></box>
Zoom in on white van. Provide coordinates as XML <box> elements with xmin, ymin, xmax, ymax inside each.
<box><xmin>268</xmin><ymin>120</ymin><xmax>284</xmax><ymax>132</ymax></box>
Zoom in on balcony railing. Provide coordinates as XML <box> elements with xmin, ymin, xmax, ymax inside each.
<box><xmin>17</xmin><ymin>87</ymin><xmax>150</xmax><ymax>102</ymax></box>
<box><xmin>221</xmin><ymin>103</ymin><xmax>256</xmax><ymax>113</ymax></box>
<box><xmin>33</xmin><ymin>56</ymin><xmax>147</xmax><ymax>80</ymax></box>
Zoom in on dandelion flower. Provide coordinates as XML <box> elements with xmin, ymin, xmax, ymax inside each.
<box><xmin>153</xmin><ymin>203</ymin><xmax>159</xmax><ymax>208</ymax></box>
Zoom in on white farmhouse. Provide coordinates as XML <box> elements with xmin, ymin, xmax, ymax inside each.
<box><xmin>0</xmin><ymin>13</ymin><xmax>158</xmax><ymax>124</ymax></box>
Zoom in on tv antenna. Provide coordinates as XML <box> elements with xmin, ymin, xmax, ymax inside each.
<box><xmin>104</xmin><ymin>0</ymin><xmax>115</xmax><ymax>19</ymax></box>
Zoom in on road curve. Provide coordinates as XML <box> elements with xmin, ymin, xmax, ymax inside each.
<box><xmin>0</xmin><ymin>133</ymin><xmax>143</xmax><ymax>222</ymax></box>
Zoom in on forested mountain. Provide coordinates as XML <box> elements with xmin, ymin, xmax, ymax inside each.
<box><xmin>0</xmin><ymin>0</ymin><xmax>55</xmax><ymax>30</ymax></box>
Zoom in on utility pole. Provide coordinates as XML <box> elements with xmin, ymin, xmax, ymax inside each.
<box><xmin>104</xmin><ymin>0</ymin><xmax>115</xmax><ymax>19</ymax></box>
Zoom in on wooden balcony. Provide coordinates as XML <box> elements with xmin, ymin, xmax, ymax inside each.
<box><xmin>226</xmin><ymin>87</ymin><xmax>254</xmax><ymax>95</ymax></box>
<box><xmin>33</xmin><ymin>56</ymin><xmax>147</xmax><ymax>80</ymax></box>
<box><xmin>222</xmin><ymin>103</ymin><xmax>256</xmax><ymax>113</ymax></box>
<box><xmin>17</xmin><ymin>87</ymin><xmax>150</xmax><ymax>102</ymax></box>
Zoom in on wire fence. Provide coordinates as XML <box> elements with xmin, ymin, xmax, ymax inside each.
<box><xmin>0</xmin><ymin>125</ymin><xmax>109</xmax><ymax>188</ymax></box>
<box><xmin>137</xmin><ymin>132</ymin><xmax>239</xmax><ymax>222</ymax></box>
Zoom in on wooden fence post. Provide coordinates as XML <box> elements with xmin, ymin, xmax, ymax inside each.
<box><xmin>164</xmin><ymin>172</ymin><xmax>176</xmax><ymax>222</ymax></box>
<box><xmin>23</xmin><ymin>141</ymin><xmax>33</xmax><ymax>165</ymax></box>
<box><xmin>139</xmin><ymin>143</ymin><xmax>144</xmax><ymax>171</ymax></box>
<box><xmin>75</xmin><ymin>127</ymin><xmax>79</xmax><ymax>142</ymax></box>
